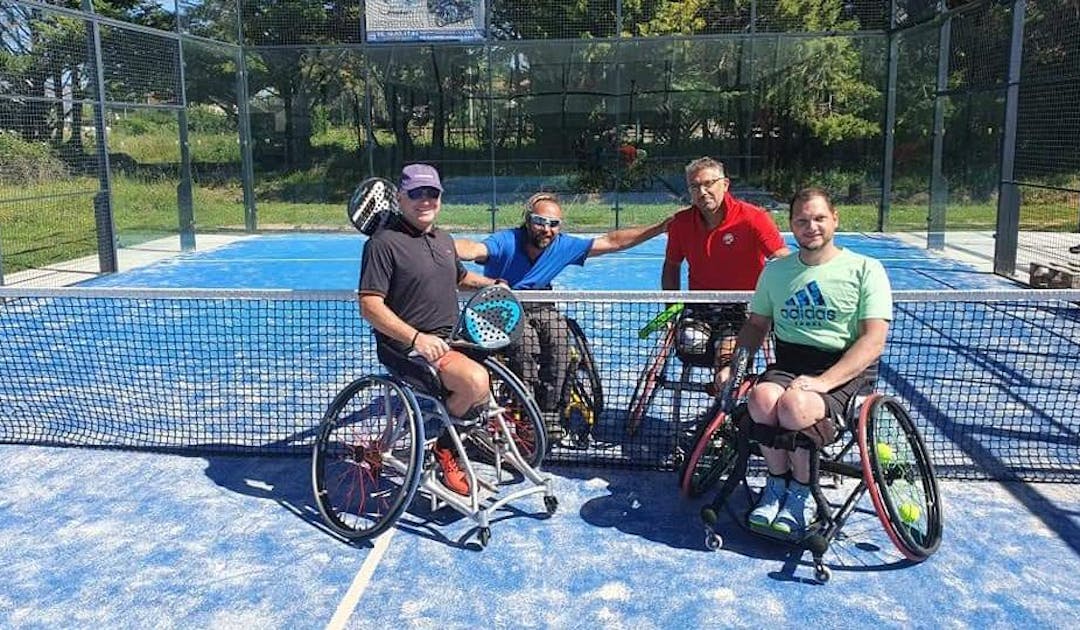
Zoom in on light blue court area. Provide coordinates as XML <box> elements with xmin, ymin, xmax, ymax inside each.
<box><xmin>1</xmin><ymin>445</ymin><xmax>1078</xmax><ymax>627</ymax></box>
<box><xmin>82</xmin><ymin>232</ymin><xmax>1021</xmax><ymax>291</ymax></box>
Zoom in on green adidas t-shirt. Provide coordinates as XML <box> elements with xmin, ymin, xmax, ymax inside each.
<box><xmin>750</xmin><ymin>248</ymin><xmax>892</xmax><ymax>352</ymax></box>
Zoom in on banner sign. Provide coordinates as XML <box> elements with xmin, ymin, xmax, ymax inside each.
<box><xmin>365</xmin><ymin>0</ymin><xmax>485</xmax><ymax>43</ymax></box>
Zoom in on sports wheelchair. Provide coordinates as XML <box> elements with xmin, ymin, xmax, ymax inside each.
<box><xmin>626</xmin><ymin>303</ymin><xmax>744</xmax><ymax>463</ymax></box>
<box><xmin>681</xmin><ymin>368</ymin><xmax>943</xmax><ymax>582</ymax></box>
<box><xmin>312</xmin><ymin>287</ymin><xmax>557</xmax><ymax>548</ymax></box>
<box><xmin>496</xmin><ymin>309</ymin><xmax>604</xmax><ymax>450</ymax></box>
<box><xmin>556</xmin><ymin>316</ymin><xmax>604</xmax><ymax>448</ymax></box>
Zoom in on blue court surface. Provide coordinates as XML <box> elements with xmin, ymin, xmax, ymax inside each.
<box><xmin>2</xmin><ymin>232</ymin><xmax>1078</xmax><ymax>627</ymax></box>
<box><xmin>83</xmin><ymin>232</ymin><xmax>1020</xmax><ymax>291</ymax></box>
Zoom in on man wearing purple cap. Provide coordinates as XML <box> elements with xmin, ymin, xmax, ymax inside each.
<box><xmin>359</xmin><ymin>163</ymin><xmax>501</xmax><ymax>496</ymax></box>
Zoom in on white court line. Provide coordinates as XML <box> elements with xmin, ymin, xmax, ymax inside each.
<box><xmin>326</xmin><ymin>528</ymin><xmax>395</xmax><ymax>630</ymax></box>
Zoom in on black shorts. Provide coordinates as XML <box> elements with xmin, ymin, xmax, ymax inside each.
<box><xmin>376</xmin><ymin>342</ymin><xmax>445</xmax><ymax>395</ymax></box>
<box><xmin>755</xmin><ymin>369</ymin><xmax>871</xmax><ymax>445</ymax></box>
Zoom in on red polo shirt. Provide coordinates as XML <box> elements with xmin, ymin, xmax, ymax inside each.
<box><xmin>664</xmin><ymin>192</ymin><xmax>785</xmax><ymax>290</ymax></box>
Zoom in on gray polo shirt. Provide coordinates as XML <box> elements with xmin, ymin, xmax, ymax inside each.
<box><xmin>359</xmin><ymin>217</ymin><xmax>466</xmax><ymax>352</ymax></box>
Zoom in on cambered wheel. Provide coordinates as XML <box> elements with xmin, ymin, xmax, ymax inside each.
<box><xmin>470</xmin><ymin>357</ymin><xmax>547</xmax><ymax>467</ymax></box>
<box><xmin>858</xmin><ymin>394</ymin><xmax>943</xmax><ymax>562</ymax></box>
<box><xmin>561</xmin><ymin>318</ymin><xmax>604</xmax><ymax>447</ymax></box>
<box><xmin>312</xmin><ymin>376</ymin><xmax>423</xmax><ymax>540</ymax></box>
<box><xmin>626</xmin><ymin>325</ymin><xmax>675</xmax><ymax>436</ymax></box>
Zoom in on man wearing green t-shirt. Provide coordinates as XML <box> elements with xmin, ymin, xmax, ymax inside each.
<box><xmin>730</xmin><ymin>187</ymin><xmax>892</xmax><ymax>535</ymax></box>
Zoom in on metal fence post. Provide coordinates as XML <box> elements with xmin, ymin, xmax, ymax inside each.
<box><xmin>236</xmin><ymin>49</ymin><xmax>257</xmax><ymax>231</ymax></box>
<box><xmin>994</xmin><ymin>0</ymin><xmax>1027</xmax><ymax>278</ymax></box>
<box><xmin>879</xmin><ymin>0</ymin><xmax>899</xmax><ymax>232</ymax></box>
<box><xmin>84</xmin><ymin>0</ymin><xmax>117</xmax><ymax>273</ymax></box>
<box><xmin>177</xmin><ymin>37</ymin><xmax>196</xmax><ymax>251</ymax></box>
<box><xmin>927</xmin><ymin>9</ymin><xmax>951</xmax><ymax>251</ymax></box>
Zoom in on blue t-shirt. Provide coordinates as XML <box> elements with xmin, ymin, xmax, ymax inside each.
<box><xmin>482</xmin><ymin>228</ymin><xmax>593</xmax><ymax>289</ymax></box>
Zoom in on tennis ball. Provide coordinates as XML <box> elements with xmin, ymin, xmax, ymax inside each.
<box><xmin>899</xmin><ymin>502</ymin><xmax>921</xmax><ymax>523</ymax></box>
<box><xmin>875</xmin><ymin>442</ymin><xmax>895</xmax><ymax>464</ymax></box>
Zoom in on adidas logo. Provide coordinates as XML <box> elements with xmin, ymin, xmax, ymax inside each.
<box><xmin>780</xmin><ymin>281</ymin><xmax>837</xmax><ymax>323</ymax></box>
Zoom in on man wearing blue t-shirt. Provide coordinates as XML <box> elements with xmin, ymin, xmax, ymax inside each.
<box><xmin>457</xmin><ymin>192</ymin><xmax>669</xmax><ymax>421</ymax></box>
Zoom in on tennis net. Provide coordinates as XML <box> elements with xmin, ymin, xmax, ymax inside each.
<box><xmin>1</xmin><ymin>288</ymin><xmax>1077</xmax><ymax>482</ymax></box>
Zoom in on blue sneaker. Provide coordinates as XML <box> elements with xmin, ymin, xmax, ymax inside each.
<box><xmin>772</xmin><ymin>480</ymin><xmax>812</xmax><ymax>535</ymax></box>
<box><xmin>749</xmin><ymin>475</ymin><xmax>788</xmax><ymax>528</ymax></box>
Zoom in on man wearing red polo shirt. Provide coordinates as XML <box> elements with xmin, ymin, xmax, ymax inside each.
<box><xmin>662</xmin><ymin>157</ymin><xmax>790</xmax><ymax>380</ymax></box>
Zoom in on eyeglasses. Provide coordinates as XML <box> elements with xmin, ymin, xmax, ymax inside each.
<box><xmin>406</xmin><ymin>187</ymin><xmax>441</xmax><ymax>200</ymax></box>
<box><xmin>688</xmin><ymin>177</ymin><xmax>724</xmax><ymax>192</ymax></box>
<box><xmin>527</xmin><ymin>213</ymin><xmax>562</xmax><ymax>229</ymax></box>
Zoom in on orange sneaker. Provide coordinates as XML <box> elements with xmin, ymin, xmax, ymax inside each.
<box><xmin>432</xmin><ymin>443</ymin><xmax>470</xmax><ymax>496</ymax></box>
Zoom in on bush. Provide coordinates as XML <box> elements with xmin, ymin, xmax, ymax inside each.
<box><xmin>188</xmin><ymin>105</ymin><xmax>236</xmax><ymax>134</ymax></box>
<box><xmin>0</xmin><ymin>131</ymin><xmax>68</xmax><ymax>184</ymax></box>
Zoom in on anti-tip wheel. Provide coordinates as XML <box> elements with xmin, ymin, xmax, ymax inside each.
<box><xmin>544</xmin><ymin>495</ymin><xmax>558</xmax><ymax>515</ymax></box>
<box><xmin>478</xmin><ymin>527</ymin><xmax>491</xmax><ymax>548</ymax></box>
<box><xmin>814</xmin><ymin>565</ymin><xmax>832</xmax><ymax>583</ymax></box>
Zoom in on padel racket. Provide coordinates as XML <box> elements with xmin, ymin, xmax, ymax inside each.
<box><xmin>451</xmin><ymin>285</ymin><xmax>525</xmax><ymax>351</ymax></box>
<box><xmin>717</xmin><ymin>346</ymin><xmax>751</xmax><ymax>414</ymax></box>
<box><xmin>638</xmin><ymin>302</ymin><xmax>684</xmax><ymax>339</ymax></box>
<box><xmin>348</xmin><ymin>177</ymin><xmax>399</xmax><ymax>235</ymax></box>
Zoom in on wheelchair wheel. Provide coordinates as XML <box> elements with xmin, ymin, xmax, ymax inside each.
<box><xmin>678</xmin><ymin>380</ymin><xmax>751</xmax><ymax>497</ymax></box>
<box><xmin>562</xmin><ymin>318</ymin><xmax>604</xmax><ymax>446</ymax></box>
<box><xmin>626</xmin><ymin>325</ymin><xmax>675</xmax><ymax>435</ymax></box>
<box><xmin>312</xmin><ymin>375</ymin><xmax>424</xmax><ymax>540</ymax></box>
<box><xmin>858</xmin><ymin>394</ymin><xmax>943</xmax><ymax>561</ymax></box>
<box><xmin>471</xmin><ymin>357</ymin><xmax>547</xmax><ymax>468</ymax></box>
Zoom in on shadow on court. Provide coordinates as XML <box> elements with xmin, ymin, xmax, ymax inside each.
<box><xmin>201</xmin><ymin>453</ymin><xmax>378</xmax><ymax>549</ymax></box>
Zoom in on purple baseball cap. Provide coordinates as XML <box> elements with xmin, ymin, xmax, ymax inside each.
<box><xmin>399</xmin><ymin>163</ymin><xmax>443</xmax><ymax>192</ymax></box>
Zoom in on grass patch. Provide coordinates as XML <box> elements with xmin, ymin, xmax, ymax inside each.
<box><xmin>3</xmin><ymin>174</ymin><xmax>1075</xmax><ymax>277</ymax></box>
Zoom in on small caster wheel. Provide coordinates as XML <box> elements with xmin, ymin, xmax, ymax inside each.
<box><xmin>672</xmin><ymin>451</ymin><xmax>685</xmax><ymax>467</ymax></box>
<box><xmin>705</xmin><ymin>531</ymin><xmax>722</xmax><ymax>551</ymax></box>
<box><xmin>544</xmin><ymin>495</ymin><xmax>558</xmax><ymax>515</ymax></box>
<box><xmin>478</xmin><ymin>527</ymin><xmax>491</xmax><ymax>548</ymax></box>
<box><xmin>814</xmin><ymin>565</ymin><xmax>831</xmax><ymax>583</ymax></box>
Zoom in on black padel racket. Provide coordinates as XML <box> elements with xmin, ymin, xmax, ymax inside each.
<box><xmin>348</xmin><ymin>177</ymin><xmax>399</xmax><ymax>235</ymax></box>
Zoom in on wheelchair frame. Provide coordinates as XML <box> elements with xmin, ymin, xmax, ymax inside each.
<box><xmin>312</xmin><ymin>356</ymin><xmax>557</xmax><ymax>547</ymax></box>
<box><xmin>626</xmin><ymin>320</ymin><xmax>730</xmax><ymax>465</ymax></box>
<box><xmin>689</xmin><ymin>380</ymin><xmax>943</xmax><ymax>582</ymax></box>
<box><xmin>495</xmin><ymin>313</ymin><xmax>605</xmax><ymax>450</ymax></box>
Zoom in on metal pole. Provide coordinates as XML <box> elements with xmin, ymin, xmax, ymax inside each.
<box><xmin>927</xmin><ymin>11</ymin><xmax>951</xmax><ymax>251</ymax></box>
<box><xmin>994</xmin><ymin>0</ymin><xmax>1027</xmax><ymax>277</ymax></box>
<box><xmin>879</xmin><ymin>0</ymin><xmax>899</xmax><ymax>232</ymax></box>
<box><xmin>234</xmin><ymin>0</ymin><xmax>257</xmax><ymax>231</ymax></box>
<box><xmin>487</xmin><ymin>6</ymin><xmax>497</xmax><ymax>234</ymax></box>
<box><xmin>176</xmin><ymin>37</ymin><xmax>195</xmax><ymax>251</ymax></box>
<box><xmin>85</xmin><ymin>0</ymin><xmax>117</xmax><ymax>273</ymax></box>
<box><xmin>236</xmin><ymin>49</ymin><xmax>257</xmax><ymax>231</ymax></box>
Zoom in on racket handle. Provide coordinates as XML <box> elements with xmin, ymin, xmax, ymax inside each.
<box><xmin>638</xmin><ymin>302</ymin><xmax>684</xmax><ymax>339</ymax></box>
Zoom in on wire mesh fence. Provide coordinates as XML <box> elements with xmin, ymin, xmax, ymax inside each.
<box><xmin>0</xmin><ymin>0</ymin><xmax>1078</xmax><ymax>290</ymax></box>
